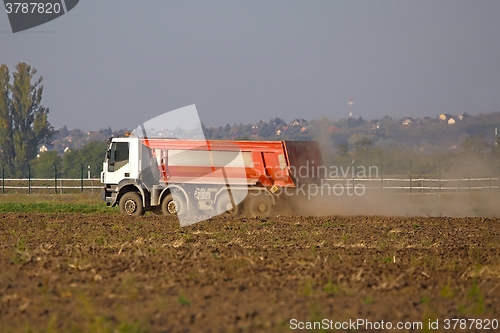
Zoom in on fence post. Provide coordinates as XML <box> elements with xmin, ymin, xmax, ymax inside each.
<box><xmin>1</xmin><ymin>165</ymin><xmax>4</xmax><ymax>194</ymax></box>
<box><xmin>80</xmin><ymin>164</ymin><xmax>84</xmax><ymax>192</ymax></box>
<box><xmin>468</xmin><ymin>160</ymin><xmax>471</xmax><ymax>191</ymax></box>
<box><xmin>54</xmin><ymin>163</ymin><xmax>57</xmax><ymax>194</ymax></box>
<box><xmin>380</xmin><ymin>161</ymin><xmax>384</xmax><ymax>189</ymax></box>
<box><xmin>351</xmin><ymin>160</ymin><xmax>355</xmax><ymax>192</ymax></box>
<box><xmin>28</xmin><ymin>164</ymin><xmax>31</xmax><ymax>194</ymax></box>
<box><xmin>409</xmin><ymin>161</ymin><xmax>412</xmax><ymax>193</ymax></box>
<box><xmin>438</xmin><ymin>160</ymin><xmax>441</xmax><ymax>194</ymax></box>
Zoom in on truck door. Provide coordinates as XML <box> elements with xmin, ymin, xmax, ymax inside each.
<box><xmin>106</xmin><ymin>141</ymin><xmax>130</xmax><ymax>184</ymax></box>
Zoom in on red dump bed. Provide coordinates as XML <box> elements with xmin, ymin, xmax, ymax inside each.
<box><xmin>142</xmin><ymin>139</ymin><xmax>324</xmax><ymax>187</ymax></box>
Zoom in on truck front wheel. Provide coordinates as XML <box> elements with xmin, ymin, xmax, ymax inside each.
<box><xmin>119</xmin><ymin>192</ymin><xmax>144</xmax><ymax>216</ymax></box>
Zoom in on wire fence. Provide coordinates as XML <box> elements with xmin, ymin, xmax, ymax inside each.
<box><xmin>324</xmin><ymin>177</ymin><xmax>500</xmax><ymax>193</ymax></box>
<box><xmin>1</xmin><ymin>177</ymin><xmax>499</xmax><ymax>194</ymax></box>
<box><xmin>0</xmin><ymin>178</ymin><xmax>101</xmax><ymax>194</ymax></box>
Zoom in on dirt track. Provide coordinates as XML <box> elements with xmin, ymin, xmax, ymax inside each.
<box><xmin>1</xmin><ymin>213</ymin><xmax>499</xmax><ymax>332</ymax></box>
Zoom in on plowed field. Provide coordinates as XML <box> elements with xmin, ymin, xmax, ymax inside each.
<box><xmin>1</xmin><ymin>213</ymin><xmax>499</xmax><ymax>332</ymax></box>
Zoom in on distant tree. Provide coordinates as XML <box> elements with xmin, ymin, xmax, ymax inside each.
<box><xmin>347</xmin><ymin>134</ymin><xmax>369</xmax><ymax>147</ymax></box>
<box><xmin>337</xmin><ymin>143</ymin><xmax>350</xmax><ymax>157</ymax></box>
<box><xmin>99</xmin><ymin>127</ymin><xmax>112</xmax><ymax>137</ymax></box>
<box><xmin>62</xmin><ymin>149</ymin><xmax>81</xmax><ymax>178</ymax></box>
<box><xmin>268</xmin><ymin>117</ymin><xmax>286</xmax><ymax>126</ymax></box>
<box><xmin>0</xmin><ymin>65</ymin><xmax>13</xmax><ymax>174</ymax></box>
<box><xmin>201</xmin><ymin>123</ymin><xmax>213</xmax><ymax>138</ymax></box>
<box><xmin>257</xmin><ymin>123</ymin><xmax>274</xmax><ymax>138</ymax></box>
<box><xmin>62</xmin><ymin>140</ymin><xmax>107</xmax><ymax>178</ymax></box>
<box><xmin>0</xmin><ymin>63</ymin><xmax>54</xmax><ymax>177</ymax></box>
<box><xmin>30</xmin><ymin>151</ymin><xmax>61</xmax><ymax>178</ymax></box>
<box><xmin>459</xmin><ymin>133</ymin><xmax>490</xmax><ymax>155</ymax></box>
<box><xmin>56</xmin><ymin>125</ymin><xmax>69</xmax><ymax>139</ymax></box>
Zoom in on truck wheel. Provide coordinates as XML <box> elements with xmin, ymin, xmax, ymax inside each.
<box><xmin>215</xmin><ymin>193</ymin><xmax>240</xmax><ymax>217</ymax></box>
<box><xmin>119</xmin><ymin>192</ymin><xmax>144</xmax><ymax>216</ymax></box>
<box><xmin>161</xmin><ymin>193</ymin><xmax>186</xmax><ymax>216</ymax></box>
<box><xmin>247</xmin><ymin>194</ymin><xmax>273</xmax><ymax>217</ymax></box>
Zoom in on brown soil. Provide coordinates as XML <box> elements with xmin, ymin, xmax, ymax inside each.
<box><xmin>0</xmin><ymin>213</ymin><xmax>499</xmax><ymax>332</ymax></box>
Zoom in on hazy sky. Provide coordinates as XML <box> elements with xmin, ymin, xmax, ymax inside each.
<box><xmin>2</xmin><ymin>1</ymin><xmax>500</xmax><ymax>131</ymax></box>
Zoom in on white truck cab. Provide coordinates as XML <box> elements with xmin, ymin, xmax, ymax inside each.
<box><xmin>101</xmin><ymin>136</ymin><xmax>162</xmax><ymax>212</ymax></box>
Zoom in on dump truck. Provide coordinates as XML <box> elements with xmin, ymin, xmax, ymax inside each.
<box><xmin>101</xmin><ymin>136</ymin><xmax>324</xmax><ymax>218</ymax></box>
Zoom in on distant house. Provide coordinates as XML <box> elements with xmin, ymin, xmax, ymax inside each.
<box><xmin>438</xmin><ymin>113</ymin><xmax>462</xmax><ymax>124</ymax></box>
<box><xmin>36</xmin><ymin>144</ymin><xmax>54</xmax><ymax>158</ymax></box>
<box><xmin>39</xmin><ymin>144</ymin><xmax>54</xmax><ymax>153</ymax></box>
<box><xmin>438</xmin><ymin>113</ymin><xmax>447</xmax><ymax>121</ymax></box>
<box><xmin>402</xmin><ymin>117</ymin><xmax>414</xmax><ymax>126</ymax></box>
<box><xmin>438</xmin><ymin>113</ymin><xmax>453</xmax><ymax>122</ymax></box>
<box><xmin>64</xmin><ymin>147</ymin><xmax>72</xmax><ymax>153</ymax></box>
<box><xmin>300</xmin><ymin>126</ymin><xmax>307</xmax><ymax>133</ymax></box>
<box><xmin>290</xmin><ymin>118</ymin><xmax>308</xmax><ymax>126</ymax></box>
<box><xmin>276</xmin><ymin>129</ymin><xmax>282</xmax><ymax>136</ymax></box>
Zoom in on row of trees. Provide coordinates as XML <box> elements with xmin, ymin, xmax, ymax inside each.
<box><xmin>324</xmin><ymin>133</ymin><xmax>500</xmax><ymax>178</ymax></box>
<box><xmin>1</xmin><ymin>62</ymin><xmax>499</xmax><ymax>180</ymax></box>
<box><xmin>28</xmin><ymin>141</ymin><xmax>107</xmax><ymax>179</ymax></box>
<box><xmin>27</xmin><ymin>133</ymin><xmax>498</xmax><ymax>180</ymax></box>
<box><xmin>0</xmin><ymin>63</ymin><xmax>54</xmax><ymax>177</ymax></box>
<box><xmin>202</xmin><ymin>113</ymin><xmax>500</xmax><ymax>149</ymax></box>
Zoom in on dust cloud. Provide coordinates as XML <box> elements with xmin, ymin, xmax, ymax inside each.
<box><xmin>287</xmin><ymin>132</ymin><xmax>500</xmax><ymax>218</ymax></box>
<box><xmin>276</xmin><ymin>190</ymin><xmax>500</xmax><ymax>218</ymax></box>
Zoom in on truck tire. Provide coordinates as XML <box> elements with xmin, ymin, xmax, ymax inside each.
<box><xmin>247</xmin><ymin>194</ymin><xmax>273</xmax><ymax>217</ymax></box>
<box><xmin>161</xmin><ymin>193</ymin><xmax>186</xmax><ymax>216</ymax></box>
<box><xmin>215</xmin><ymin>193</ymin><xmax>240</xmax><ymax>217</ymax></box>
<box><xmin>119</xmin><ymin>192</ymin><xmax>144</xmax><ymax>216</ymax></box>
